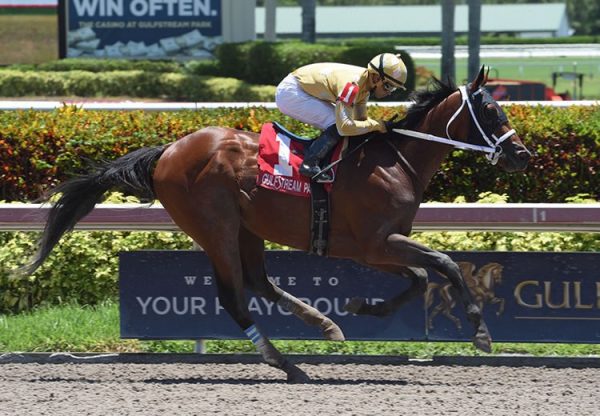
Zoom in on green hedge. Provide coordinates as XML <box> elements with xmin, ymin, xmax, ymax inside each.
<box><xmin>1</xmin><ymin>41</ymin><xmax>416</xmax><ymax>100</ymax></box>
<box><xmin>0</xmin><ymin>70</ymin><xmax>276</xmax><ymax>101</ymax></box>
<box><xmin>0</xmin><ymin>201</ymin><xmax>193</xmax><ymax>313</ymax></box>
<box><xmin>216</xmin><ymin>41</ymin><xmax>416</xmax><ymax>100</ymax></box>
<box><xmin>0</xmin><ymin>105</ymin><xmax>598</xmax><ymax>203</ymax></box>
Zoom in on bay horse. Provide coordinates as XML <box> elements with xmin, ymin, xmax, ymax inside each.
<box><xmin>21</xmin><ymin>66</ymin><xmax>530</xmax><ymax>382</ymax></box>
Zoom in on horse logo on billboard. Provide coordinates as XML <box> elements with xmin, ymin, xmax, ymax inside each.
<box><xmin>425</xmin><ymin>262</ymin><xmax>505</xmax><ymax>330</ymax></box>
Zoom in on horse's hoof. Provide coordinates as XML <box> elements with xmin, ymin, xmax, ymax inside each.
<box><xmin>287</xmin><ymin>368</ymin><xmax>311</xmax><ymax>384</ymax></box>
<box><xmin>323</xmin><ymin>322</ymin><xmax>345</xmax><ymax>341</ymax></box>
<box><xmin>473</xmin><ymin>331</ymin><xmax>492</xmax><ymax>353</ymax></box>
<box><xmin>343</xmin><ymin>297</ymin><xmax>364</xmax><ymax>314</ymax></box>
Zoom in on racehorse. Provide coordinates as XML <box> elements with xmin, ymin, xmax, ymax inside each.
<box><xmin>20</xmin><ymin>66</ymin><xmax>530</xmax><ymax>382</ymax></box>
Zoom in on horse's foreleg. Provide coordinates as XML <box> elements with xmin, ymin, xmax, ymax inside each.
<box><xmin>344</xmin><ymin>266</ymin><xmax>428</xmax><ymax>317</ymax></box>
<box><xmin>239</xmin><ymin>227</ymin><xmax>344</xmax><ymax>341</ymax></box>
<box><xmin>366</xmin><ymin>233</ymin><xmax>491</xmax><ymax>353</ymax></box>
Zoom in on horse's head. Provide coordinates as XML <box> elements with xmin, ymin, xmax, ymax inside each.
<box><xmin>461</xmin><ymin>66</ymin><xmax>531</xmax><ymax>172</ymax></box>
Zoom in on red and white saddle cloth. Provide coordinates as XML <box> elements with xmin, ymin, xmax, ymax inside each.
<box><xmin>257</xmin><ymin>123</ymin><xmax>346</xmax><ymax>198</ymax></box>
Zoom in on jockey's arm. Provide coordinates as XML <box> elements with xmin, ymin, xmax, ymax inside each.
<box><xmin>335</xmin><ymin>101</ymin><xmax>386</xmax><ymax>137</ymax></box>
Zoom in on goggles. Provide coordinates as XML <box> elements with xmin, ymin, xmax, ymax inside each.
<box><xmin>382</xmin><ymin>81</ymin><xmax>398</xmax><ymax>93</ymax></box>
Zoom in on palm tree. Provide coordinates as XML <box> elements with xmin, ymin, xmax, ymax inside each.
<box><xmin>468</xmin><ymin>0</ymin><xmax>481</xmax><ymax>83</ymax></box>
<box><xmin>441</xmin><ymin>0</ymin><xmax>455</xmax><ymax>83</ymax></box>
<box><xmin>301</xmin><ymin>0</ymin><xmax>316</xmax><ymax>43</ymax></box>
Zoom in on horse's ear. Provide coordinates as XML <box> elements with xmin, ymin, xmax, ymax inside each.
<box><xmin>470</xmin><ymin>65</ymin><xmax>486</xmax><ymax>92</ymax></box>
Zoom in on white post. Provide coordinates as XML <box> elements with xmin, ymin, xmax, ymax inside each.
<box><xmin>194</xmin><ymin>339</ymin><xmax>206</xmax><ymax>354</ymax></box>
<box><xmin>192</xmin><ymin>241</ymin><xmax>206</xmax><ymax>354</ymax></box>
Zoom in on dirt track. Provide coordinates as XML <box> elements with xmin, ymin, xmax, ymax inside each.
<box><xmin>1</xmin><ymin>361</ymin><xmax>599</xmax><ymax>416</ymax></box>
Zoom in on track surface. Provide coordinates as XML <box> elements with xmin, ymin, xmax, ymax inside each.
<box><xmin>1</xmin><ymin>360</ymin><xmax>599</xmax><ymax>415</ymax></box>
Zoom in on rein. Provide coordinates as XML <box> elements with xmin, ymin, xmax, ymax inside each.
<box><xmin>393</xmin><ymin>86</ymin><xmax>516</xmax><ymax>165</ymax></box>
<box><xmin>311</xmin><ymin>132</ymin><xmax>377</xmax><ymax>179</ymax></box>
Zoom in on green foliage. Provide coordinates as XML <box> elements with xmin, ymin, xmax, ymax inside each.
<box><xmin>215</xmin><ymin>40</ymin><xmax>416</xmax><ymax>100</ymax></box>
<box><xmin>0</xmin><ymin>70</ymin><xmax>275</xmax><ymax>101</ymax></box>
<box><xmin>424</xmin><ymin>104</ymin><xmax>600</xmax><ymax>202</ymax></box>
<box><xmin>182</xmin><ymin>59</ymin><xmax>221</xmax><ymax>76</ymax></box>
<box><xmin>1</xmin><ymin>105</ymin><xmax>598</xmax><ymax>203</ymax></box>
<box><xmin>0</xmin><ymin>300</ymin><xmax>132</xmax><ymax>352</ymax></box>
<box><xmin>11</xmin><ymin>58</ymin><xmax>183</xmax><ymax>74</ymax></box>
<box><xmin>0</xmin><ymin>229</ymin><xmax>193</xmax><ymax>313</ymax></box>
<box><xmin>0</xmin><ymin>194</ymin><xmax>194</xmax><ymax>314</ymax></box>
<box><xmin>2</xmin><ymin>300</ymin><xmax>600</xmax><ymax>355</ymax></box>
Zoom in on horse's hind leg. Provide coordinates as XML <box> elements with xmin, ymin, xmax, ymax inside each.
<box><xmin>157</xmin><ymin>189</ymin><xmax>309</xmax><ymax>382</ymax></box>
<box><xmin>344</xmin><ymin>266</ymin><xmax>428</xmax><ymax>317</ymax></box>
<box><xmin>238</xmin><ymin>226</ymin><xmax>345</xmax><ymax>341</ymax></box>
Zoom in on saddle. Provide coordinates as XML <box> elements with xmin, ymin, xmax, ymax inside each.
<box><xmin>256</xmin><ymin>122</ymin><xmax>346</xmax><ymax>197</ymax></box>
<box><xmin>257</xmin><ymin>122</ymin><xmax>347</xmax><ymax>256</ymax></box>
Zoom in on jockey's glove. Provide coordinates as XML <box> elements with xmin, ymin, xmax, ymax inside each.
<box><xmin>384</xmin><ymin>115</ymin><xmax>403</xmax><ymax>133</ymax></box>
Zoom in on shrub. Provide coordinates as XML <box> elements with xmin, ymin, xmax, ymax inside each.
<box><xmin>0</xmin><ymin>70</ymin><xmax>276</xmax><ymax>101</ymax></box>
<box><xmin>0</xmin><ymin>226</ymin><xmax>193</xmax><ymax>313</ymax></box>
<box><xmin>215</xmin><ymin>41</ymin><xmax>416</xmax><ymax>99</ymax></box>
<box><xmin>3</xmin><ymin>58</ymin><xmax>183</xmax><ymax>73</ymax></box>
<box><xmin>1</xmin><ymin>105</ymin><xmax>597</xmax><ymax>203</ymax></box>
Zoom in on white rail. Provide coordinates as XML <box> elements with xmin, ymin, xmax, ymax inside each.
<box><xmin>0</xmin><ymin>100</ymin><xmax>598</xmax><ymax>111</ymax></box>
<box><xmin>1</xmin><ymin>203</ymin><xmax>598</xmax><ymax>232</ymax></box>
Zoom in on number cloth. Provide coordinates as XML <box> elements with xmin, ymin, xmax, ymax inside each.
<box><xmin>256</xmin><ymin>123</ymin><xmax>344</xmax><ymax>197</ymax></box>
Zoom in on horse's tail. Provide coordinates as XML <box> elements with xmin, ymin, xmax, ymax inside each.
<box><xmin>20</xmin><ymin>145</ymin><xmax>167</xmax><ymax>276</ymax></box>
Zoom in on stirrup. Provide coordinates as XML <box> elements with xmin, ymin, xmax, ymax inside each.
<box><xmin>312</xmin><ymin>168</ymin><xmax>334</xmax><ymax>184</ymax></box>
<box><xmin>299</xmin><ymin>163</ymin><xmax>321</xmax><ymax>178</ymax></box>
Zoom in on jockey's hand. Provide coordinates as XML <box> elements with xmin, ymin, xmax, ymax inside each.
<box><xmin>384</xmin><ymin>115</ymin><xmax>402</xmax><ymax>133</ymax></box>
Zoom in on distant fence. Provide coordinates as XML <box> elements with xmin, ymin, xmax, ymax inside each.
<box><xmin>0</xmin><ymin>1</ymin><xmax>56</xmax><ymax>8</ymax></box>
<box><xmin>2</xmin><ymin>203</ymin><xmax>599</xmax><ymax>232</ymax></box>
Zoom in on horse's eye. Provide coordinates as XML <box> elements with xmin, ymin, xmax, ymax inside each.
<box><xmin>483</xmin><ymin>105</ymin><xmax>498</xmax><ymax>119</ymax></box>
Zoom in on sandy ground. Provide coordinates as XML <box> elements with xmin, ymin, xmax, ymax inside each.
<box><xmin>0</xmin><ymin>362</ymin><xmax>599</xmax><ymax>416</ymax></box>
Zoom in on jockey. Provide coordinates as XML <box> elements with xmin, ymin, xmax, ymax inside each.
<box><xmin>275</xmin><ymin>53</ymin><xmax>408</xmax><ymax>181</ymax></box>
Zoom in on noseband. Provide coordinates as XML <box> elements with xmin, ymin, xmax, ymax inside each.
<box><xmin>394</xmin><ymin>86</ymin><xmax>516</xmax><ymax>165</ymax></box>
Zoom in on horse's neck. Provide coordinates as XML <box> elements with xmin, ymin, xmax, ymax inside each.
<box><xmin>401</xmin><ymin>97</ymin><xmax>459</xmax><ymax>190</ymax></box>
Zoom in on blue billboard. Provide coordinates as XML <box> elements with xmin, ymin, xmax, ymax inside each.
<box><xmin>119</xmin><ymin>250</ymin><xmax>600</xmax><ymax>343</ymax></box>
<box><xmin>60</xmin><ymin>0</ymin><xmax>222</xmax><ymax>59</ymax></box>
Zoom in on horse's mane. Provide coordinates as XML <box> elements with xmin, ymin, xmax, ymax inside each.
<box><xmin>398</xmin><ymin>77</ymin><xmax>457</xmax><ymax>129</ymax></box>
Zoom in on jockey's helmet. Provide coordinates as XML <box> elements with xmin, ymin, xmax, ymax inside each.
<box><xmin>367</xmin><ymin>53</ymin><xmax>407</xmax><ymax>90</ymax></box>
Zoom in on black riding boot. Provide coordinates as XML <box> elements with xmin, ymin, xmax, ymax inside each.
<box><xmin>299</xmin><ymin>125</ymin><xmax>342</xmax><ymax>182</ymax></box>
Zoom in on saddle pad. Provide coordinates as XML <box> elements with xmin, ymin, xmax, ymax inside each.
<box><xmin>257</xmin><ymin>123</ymin><xmax>344</xmax><ymax>197</ymax></box>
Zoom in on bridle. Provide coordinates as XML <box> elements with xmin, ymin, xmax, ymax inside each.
<box><xmin>394</xmin><ymin>85</ymin><xmax>516</xmax><ymax>165</ymax></box>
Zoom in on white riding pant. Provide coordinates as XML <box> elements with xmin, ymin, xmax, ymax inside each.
<box><xmin>275</xmin><ymin>74</ymin><xmax>336</xmax><ymax>131</ymax></box>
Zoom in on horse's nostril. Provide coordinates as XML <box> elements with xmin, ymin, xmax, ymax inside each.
<box><xmin>517</xmin><ymin>149</ymin><xmax>531</xmax><ymax>162</ymax></box>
